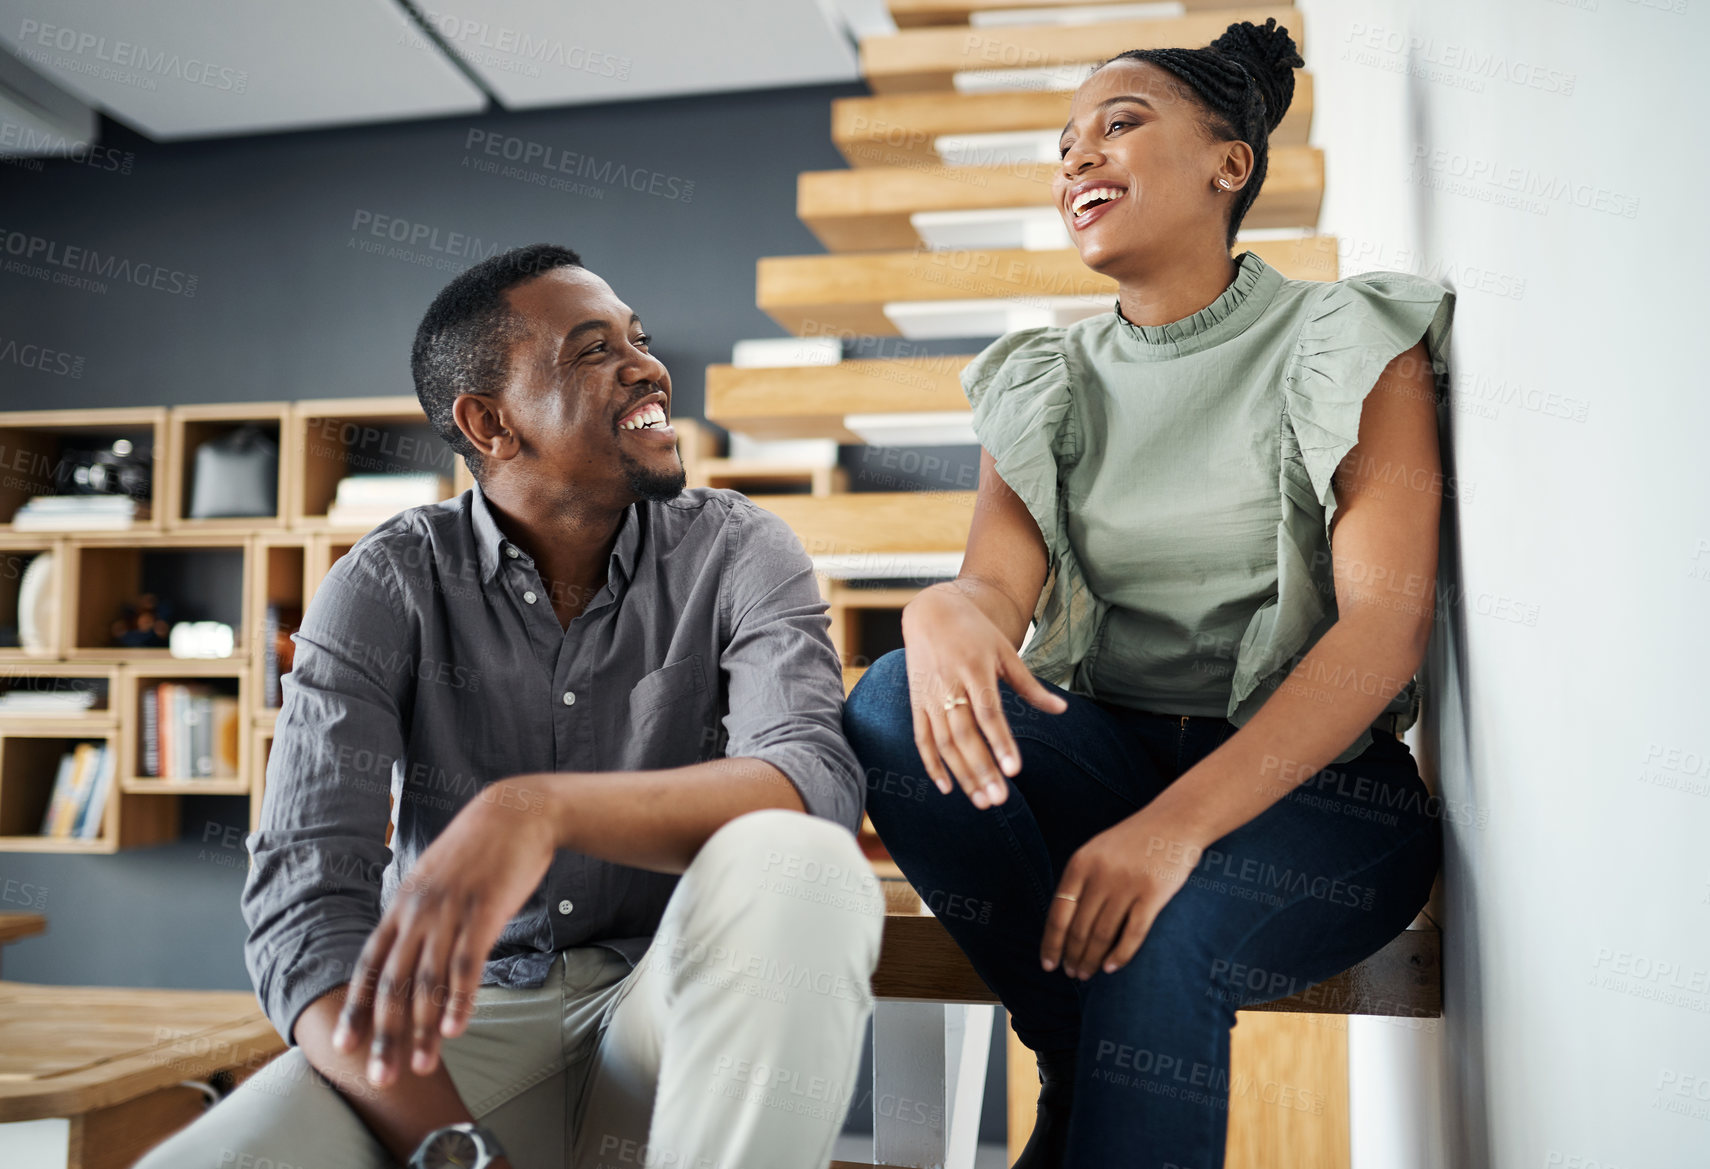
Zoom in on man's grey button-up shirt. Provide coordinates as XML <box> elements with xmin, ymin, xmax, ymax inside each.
<box><xmin>241</xmin><ymin>482</ymin><xmax>863</xmax><ymax>1045</ymax></box>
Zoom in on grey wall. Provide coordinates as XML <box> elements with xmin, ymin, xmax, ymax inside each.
<box><xmin>0</xmin><ymin>82</ymin><xmax>869</xmax><ymax>420</ymax></box>
<box><xmin>1297</xmin><ymin>2</ymin><xmax>1710</xmax><ymax>1167</ymax></box>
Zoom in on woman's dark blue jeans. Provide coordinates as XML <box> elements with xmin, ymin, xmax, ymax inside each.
<box><xmin>843</xmin><ymin>648</ymin><xmax>1441</xmax><ymax>1169</ymax></box>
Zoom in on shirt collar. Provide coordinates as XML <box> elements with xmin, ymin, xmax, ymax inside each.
<box><xmin>469</xmin><ymin>478</ymin><xmax>642</xmax><ymax>587</ymax></box>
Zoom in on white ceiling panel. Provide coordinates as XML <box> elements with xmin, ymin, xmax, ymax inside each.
<box><xmin>420</xmin><ymin>0</ymin><xmax>861</xmax><ymax>108</ymax></box>
<box><xmin>0</xmin><ymin>42</ymin><xmax>97</xmax><ymax>155</ymax></box>
<box><xmin>0</xmin><ymin>0</ymin><xmax>486</xmax><ymax>140</ymax></box>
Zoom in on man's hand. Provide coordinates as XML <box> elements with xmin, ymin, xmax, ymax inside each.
<box><xmin>1040</xmin><ymin>808</ymin><xmax>1207</xmax><ymax>980</ymax></box>
<box><xmin>333</xmin><ymin>778</ymin><xmax>557</xmax><ymax>1086</ymax></box>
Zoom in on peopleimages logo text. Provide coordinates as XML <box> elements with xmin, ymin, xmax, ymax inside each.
<box><xmin>0</xmin><ymin>229</ymin><xmax>197</xmax><ymax>296</ymax></box>
<box><xmin>15</xmin><ymin>19</ymin><xmax>248</xmax><ymax>93</ymax></box>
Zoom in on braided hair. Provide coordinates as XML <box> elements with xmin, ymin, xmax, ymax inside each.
<box><xmin>1100</xmin><ymin>18</ymin><xmax>1304</xmax><ymax>249</ymax></box>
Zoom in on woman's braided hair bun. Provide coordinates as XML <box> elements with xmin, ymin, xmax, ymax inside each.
<box><xmin>1209</xmin><ymin>17</ymin><xmax>1304</xmax><ymax>137</ymax></box>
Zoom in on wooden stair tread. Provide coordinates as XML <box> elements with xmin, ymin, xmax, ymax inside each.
<box><xmin>834</xmin><ymin>76</ymin><xmax>1312</xmax><ymax>169</ymax></box>
<box><xmin>0</xmin><ymin>980</ymin><xmax>284</xmax><ymax>1121</ymax></box>
<box><xmin>861</xmin><ymin>6</ymin><xmax>1301</xmax><ymax>92</ymax></box>
<box><xmin>888</xmin><ymin>0</ymin><xmax>1275</xmax><ymax>27</ymax></box>
<box><xmin>800</xmin><ymin>148</ymin><xmax>1324</xmax><ymax>251</ymax></box>
<box><xmin>706</xmin><ymin>358</ymin><xmax>969</xmax><ymax>441</ymax></box>
<box><xmin>874</xmin><ymin>912</ymin><xmax>1441</xmax><ymax>1016</ymax></box>
<box><xmin>751</xmin><ymin>492</ymin><xmax>976</xmax><ymax>556</ymax></box>
<box><xmin>0</xmin><ymin>912</ymin><xmax>46</xmax><ymax>946</ymax></box>
<box><xmin>757</xmin><ymin>237</ymin><xmax>1340</xmax><ymax>336</ymax></box>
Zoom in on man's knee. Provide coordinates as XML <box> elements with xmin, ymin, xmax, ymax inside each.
<box><xmin>692</xmin><ymin>809</ymin><xmax>884</xmax><ymax>944</ymax></box>
<box><xmin>133</xmin><ymin>1050</ymin><xmax>374</xmax><ymax>1169</ymax></box>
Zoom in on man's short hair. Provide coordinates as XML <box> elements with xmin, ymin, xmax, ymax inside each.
<box><xmin>410</xmin><ymin>243</ymin><xmax>584</xmax><ymax>479</ymax></box>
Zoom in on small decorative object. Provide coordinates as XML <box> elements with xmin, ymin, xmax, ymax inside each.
<box><xmin>168</xmin><ymin>620</ymin><xmax>235</xmax><ymax>659</ymax></box>
<box><xmin>17</xmin><ymin>551</ymin><xmax>57</xmax><ymax>655</ymax></box>
<box><xmin>189</xmin><ymin>425</ymin><xmax>279</xmax><ymax>519</ymax></box>
<box><xmin>110</xmin><ymin>593</ymin><xmax>172</xmax><ymax>648</ymax></box>
<box><xmin>56</xmin><ymin>437</ymin><xmax>152</xmax><ymax>499</ymax></box>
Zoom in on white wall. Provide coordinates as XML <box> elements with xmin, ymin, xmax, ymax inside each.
<box><xmin>1293</xmin><ymin>1</ymin><xmax>1710</xmax><ymax>1166</ymax></box>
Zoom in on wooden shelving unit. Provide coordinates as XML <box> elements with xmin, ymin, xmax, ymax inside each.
<box><xmin>0</xmin><ymin>396</ymin><xmax>467</xmax><ymax>852</ymax></box>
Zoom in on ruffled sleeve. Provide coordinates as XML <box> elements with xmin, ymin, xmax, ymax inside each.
<box><xmin>961</xmin><ymin>328</ymin><xmax>1105</xmax><ymax>690</ymax></box>
<box><xmin>1227</xmin><ymin>271</ymin><xmax>1455</xmax><ymax>764</ymax></box>
<box><xmin>1283</xmin><ymin>271</ymin><xmax>1456</xmax><ymax>545</ymax></box>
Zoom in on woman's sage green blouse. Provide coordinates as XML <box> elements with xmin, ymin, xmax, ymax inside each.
<box><xmin>962</xmin><ymin>249</ymin><xmax>1455</xmax><ymax>765</ymax></box>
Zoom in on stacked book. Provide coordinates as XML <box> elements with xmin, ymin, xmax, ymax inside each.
<box><xmin>38</xmin><ymin>741</ymin><xmax>115</xmax><ymax>840</ymax></box>
<box><xmin>0</xmin><ymin>688</ymin><xmax>99</xmax><ymax>716</ymax></box>
<box><xmin>326</xmin><ymin>473</ymin><xmax>449</xmax><ymax>527</ymax></box>
<box><xmin>13</xmin><ymin>494</ymin><xmax>149</xmax><ymax>530</ymax></box>
<box><xmin>262</xmin><ymin>603</ymin><xmax>301</xmax><ymax>708</ymax></box>
<box><xmin>141</xmin><ymin>682</ymin><xmax>241</xmax><ymax>779</ymax></box>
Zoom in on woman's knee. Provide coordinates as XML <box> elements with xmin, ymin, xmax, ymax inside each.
<box><xmin>843</xmin><ymin>649</ymin><xmax>911</xmax><ymax>742</ymax></box>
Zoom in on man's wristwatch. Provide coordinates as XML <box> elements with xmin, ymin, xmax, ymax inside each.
<box><xmin>408</xmin><ymin>1122</ymin><xmax>507</xmax><ymax>1169</ymax></box>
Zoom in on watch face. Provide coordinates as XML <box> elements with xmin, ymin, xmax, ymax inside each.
<box><xmin>419</xmin><ymin>1128</ymin><xmax>483</xmax><ymax>1169</ymax></box>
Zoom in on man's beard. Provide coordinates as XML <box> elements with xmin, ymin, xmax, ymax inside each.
<box><xmin>618</xmin><ymin>444</ymin><xmax>686</xmax><ymax>503</ymax></box>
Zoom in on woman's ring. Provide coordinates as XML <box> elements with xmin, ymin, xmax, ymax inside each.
<box><xmin>942</xmin><ymin>694</ymin><xmax>971</xmax><ymax>713</ymax></box>
<box><xmin>1054</xmin><ymin>893</ymin><xmax>1079</xmax><ymax>903</ymax></box>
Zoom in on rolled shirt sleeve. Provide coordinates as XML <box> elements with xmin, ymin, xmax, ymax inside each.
<box><xmin>242</xmin><ymin>544</ymin><xmax>409</xmax><ymax>1045</ymax></box>
<box><xmin>719</xmin><ymin>502</ymin><xmax>865</xmax><ymax>834</ymax></box>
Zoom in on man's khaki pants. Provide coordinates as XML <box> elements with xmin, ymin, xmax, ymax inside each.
<box><xmin>136</xmin><ymin>809</ymin><xmax>886</xmax><ymax>1169</ymax></box>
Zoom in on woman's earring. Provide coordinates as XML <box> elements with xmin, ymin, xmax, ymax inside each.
<box><xmin>1217</xmin><ymin>178</ymin><xmax>1232</xmax><ymax>190</ymax></box>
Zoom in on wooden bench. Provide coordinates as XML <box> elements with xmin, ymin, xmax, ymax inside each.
<box><xmin>0</xmin><ymin>912</ymin><xmax>46</xmax><ymax>977</ymax></box>
<box><xmin>0</xmin><ymin>981</ymin><xmax>284</xmax><ymax>1169</ymax></box>
<box><xmin>843</xmin><ymin>909</ymin><xmax>1441</xmax><ymax>1169</ymax></box>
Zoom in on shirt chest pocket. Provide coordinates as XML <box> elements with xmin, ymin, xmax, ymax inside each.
<box><xmin>627</xmin><ymin>653</ymin><xmax>708</xmax><ymax>718</ymax></box>
<box><xmin>624</xmin><ymin>654</ymin><xmax>712</xmax><ymax>768</ymax></box>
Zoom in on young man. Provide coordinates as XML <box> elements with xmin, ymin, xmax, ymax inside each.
<box><xmin>139</xmin><ymin>245</ymin><xmax>884</xmax><ymax>1169</ymax></box>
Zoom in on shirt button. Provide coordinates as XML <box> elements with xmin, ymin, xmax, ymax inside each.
<box><xmin>558</xmin><ymin>899</ymin><xmax>574</xmax><ymax>915</ymax></box>
<box><xmin>562</xmin><ymin>691</ymin><xmax>576</xmax><ymax>706</ymax></box>
<box><xmin>505</xmin><ymin>545</ymin><xmax>520</xmax><ymax>559</ymax></box>
<box><xmin>523</xmin><ymin>590</ymin><xmax>538</xmax><ymax>604</ymax></box>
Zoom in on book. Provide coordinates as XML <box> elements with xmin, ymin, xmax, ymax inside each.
<box><xmin>212</xmin><ymin>695</ymin><xmax>240</xmax><ymax>777</ymax></box>
<box><xmin>263</xmin><ymin>604</ymin><xmax>301</xmax><ymax>708</ymax></box>
<box><xmin>142</xmin><ymin>685</ymin><xmax>160</xmax><ymax>776</ymax></box>
<box><xmin>74</xmin><ymin>744</ymin><xmax>114</xmax><ymax>840</ymax></box>
<box><xmin>0</xmin><ymin>689</ymin><xmax>97</xmax><ymax>713</ymax></box>
<box><xmin>12</xmin><ymin>495</ymin><xmax>149</xmax><ymax>531</ymax></box>
<box><xmin>43</xmin><ymin>743</ymin><xmax>97</xmax><ymax>838</ymax></box>
<box><xmin>37</xmin><ymin>750</ymin><xmax>76</xmax><ymax>836</ymax></box>
<box><xmin>188</xmin><ymin>691</ymin><xmax>211</xmax><ymax>777</ymax></box>
<box><xmin>326</xmin><ymin>473</ymin><xmax>449</xmax><ymax>526</ymax></box>
<box><xmin>142</xmin><ymin>681</ymin><xmax>238</xmax><ymax>779</ymax></box>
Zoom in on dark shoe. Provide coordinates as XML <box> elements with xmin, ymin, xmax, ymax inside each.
<box><xmin>1011</xmin><ymin>1046</ymin><xmax>1076</xmax><ymax>1169</ymax></box>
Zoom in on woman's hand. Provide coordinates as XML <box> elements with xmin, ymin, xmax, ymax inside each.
<box><xmin>1041</xmin><ymin>808</ymin><xmax>1208</xmax><ymax>979</ymax></box>
<box><xmin>332</xmin><ymin>778</ymin><xmax>558</xmax><ymax>1086</ymax></box>
<box><xmin>900</xmin><ymin>584</ymin><xmax>1067</xmax><ymax>809</ymax></box>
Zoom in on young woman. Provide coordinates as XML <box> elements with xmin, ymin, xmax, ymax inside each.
<box><xmin>843</xmin><ymin>18</ymin><xmax>1453</xmax><ymax>1169</ymax></box>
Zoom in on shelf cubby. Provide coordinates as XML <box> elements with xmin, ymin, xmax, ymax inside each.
<box><xmin>0</xmin><ymin>407</ymin><xmax>167</xmax><ymax>533</ymax></box>
<box><xmin>0</xmin><ymin>728</ymin><xmax>174</xmax><ymax>853</ymax></box>
<box><xmin>64</xmin><ymin>534</ymin><xmax>250</xmax><ymax>661</ymax></box>
<box><xmin>165</xmin><ymin>402</ymin><xmax>291</xmax><ymax>531</ymax></box>
<box><xmin>120</xmin><ymin>660</ymin><xmax>248</xmax><ymax>796</ymax></box>
<box><xmin>249</xmin><ymin>535</ymin><xmax>310</xmax><ymax>719</ymax></box>
<box><xmin>0</xmin><ymin>662</ymin><xmax>119</xmax><ymax>730</ymax></box>
<box><xmin>287</xmin><ymin>397</ymin><xmax>471</xmax><ymax>530</ymax></box>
